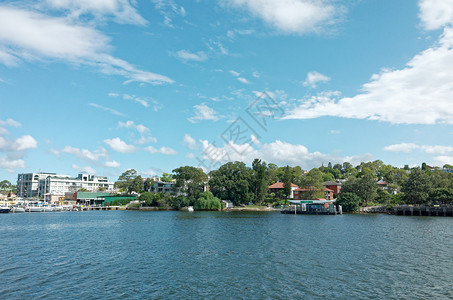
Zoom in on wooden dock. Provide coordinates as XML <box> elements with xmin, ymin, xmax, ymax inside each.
<box><xmin>393</xmin><ymin>205</ymin><xmax>453</xmax><ymax>217</ymax></box>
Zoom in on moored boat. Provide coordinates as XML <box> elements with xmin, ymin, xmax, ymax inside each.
<box><xmin>0</xmin><ymin>206</ymin><xmax>10</xmax><ymax>213</ymax></box>
<box><xmin>11</xmin><ymin>206</ymin><xmax>25</xmax><ymax>213</ymax></box>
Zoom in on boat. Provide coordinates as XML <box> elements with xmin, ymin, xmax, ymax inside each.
<box><xmin>0</xmin><ymin>206</ymin><xmax>10</xmax><ymax>213</ymax></box>
<box><xmin>11</xmin><ymin>206</ymin><xmax>25</xmax><ymax>213</ymax></box>
<box><xmin>29</xmin><ymin>206</ymin><xmax>43</xmax><ymax>212</ymax></box>
<box><xmin>42</xmin><ymin>206</ymin><xmax>53</xmax><ymax>212</ymax></box>
<box><xmin>187</xmin><ymin>206</ymin><xmax>194</xmax><ymax>212</ymax></box>
<box><xmin>51</xmin><ymin>205</ymin><xmax>64</xmax><ymax>212</ymax></box>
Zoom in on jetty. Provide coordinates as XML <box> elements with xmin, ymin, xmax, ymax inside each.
<box><xmin>281</xmin><ymin>200</ymin><xmax>341</xmax><ymax>215</ymax></box>
<box><xmin>393</xmin><ymin>205</ymin><xmax>453</xmax><ymax>217</ymax></box>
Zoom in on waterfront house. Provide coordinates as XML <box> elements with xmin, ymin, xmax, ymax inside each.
<box><xmin>377</xmin><ymin>180</ymin><xmax>388</xmax><ymax>191</ymax></box>
<box><xmin>322</xmin><ymin>181</ymin><xmax>341</xmax><ymax>195</ymax></box>
<box><xmin>268</xmin><ymin>182</ymin><xmax>299</xmax><ymax>198</ymax></box>
<box><xmin>293</xmin><ymin>187</ymin><xmax>335</xmax><ymax>200</ymax></box>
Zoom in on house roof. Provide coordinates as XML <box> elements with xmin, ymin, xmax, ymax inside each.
<box><xmin>268</xmin><ymin>182</ymin><xmax>298</xmax><ymax>189</ymax></box>
<box><xmin>377</xmin><ymin>181</ymin><xmax>388</xmax><ymax>185</ymax></box>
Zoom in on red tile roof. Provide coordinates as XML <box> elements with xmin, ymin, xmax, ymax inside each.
<box><xmin>268</xmin><ymin>182</ymin><xmax>298</xmax><ymax>189</ymax></box>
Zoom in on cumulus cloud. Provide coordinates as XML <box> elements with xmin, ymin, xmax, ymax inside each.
<box><xmin>384</xmin><ymin>143</ymin><xmax>453</xmax><ymax>155</ymax></box>
<box><xmin>285</xmin><ymin>3</ymin><xmax>453</xmax><ymax>125</ymax></box>
<box><xmin>104</xmin><ymin>160</ymin><xmax>121</xmax><ymax>168</ymax></box>
<box><xmin>183</xmin><ymin>134</ymin><xmax>197</xmax><ymax>149</ymax></box>
<box><xmin>224</xmin><ymin>0</ymin><xmax>342</xmax><ymax>34</ymax></box>
<box><xmin>199</xmin><ymin>138</ymin><xmax>373</xmax><ymax>170</ymax></box>
<box><xmin>0</xmin><ymin>157</ymin><xmax>25</xmax><ymax>173</ymax></box>
<box><xmin>144</xmin><ymin>146</ymin><xmax>177</xmax><ymax>155</ymax></box>
<box><xmin>0</xmin><ymin>5</ymin><xmax>172</xmax><ymax>84</ymax></box>
<box><xmin>303</xmin><ymin>71</ymin><xmax>330</xmax><ymax>88</ymax></box>
<box><xmin>0</xmin><ymin>118</ymin><xmax>21</xmax><ymax>127</ymax></box>
<box><xmin>0</xmin><ymin>133</ymin><xmax>37</xmax><ymax>172</ymax></box>
<box><xmin>104</xmin><ymin>137</ymin><xmax>136</xmax><ymax>153</ymax></box>
<box><xmin>188</xmin><ymin>103</ymin><xmax>222</xmax><ymax>123</ymax></box>
<box><xmin>62</xmin><ymin>146</ymin><xmax>107</xmax><ymax>162</ymax></box>
<box><xmin>384</xmin><ymin>142</ymin><xmax>453</xmax><ymax>166</ymax></box>
<box><xmin>419</xmin><ymin>0</ymin><xmax>453</xmax><ymax>30</ymax></box>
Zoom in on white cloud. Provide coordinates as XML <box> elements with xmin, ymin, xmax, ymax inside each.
<box><xmin>419</xmin><ymin>0</ymin><xmax>453</xmax><ymax>30</ymax></box>
<box><xmin>188</xmin><ymin>103</ymin><xmax>221</xmax><ymax>123</ymax></box>
<box><xmin>118</xmin><ymin>121</ymin><xmax>157</xmax><ymax>144</ymax></box>
<box><xmin>43</xmin><ymin>0</ymin><xmax>148</xmax><ymax>25</ymax></box>
<box><xmin>200</xmin><ymin>138</ymin><xmax>372</xmax><ymax>170</ymax></box>
<box><xmin>384</xmin><ymin>142</ymin><xmax>453</xmax><ymax>165</ymax></box>
<box><xmin>224</xmin><ymin>0</ymin><xmax>342</xmax><ymax>34</ymax></box>
<box><xmin>286</xmin><ymin>8</ymin><xmax>453</xmax><ymax>125</ymax></box>
<box><xmin>104</xmin><ymin>160</ymin><xmax>121</xmax><ymax>168</ymax></box>
<box><xmin>238</xmin><ymin>77</ymin><xmax>251</xmax><ymax>84</ymax></box>
<box><xmin>0</xmin><ymin>157</ymin><xmax>25</xmax><ymax>173</ymax></box>
<box><xmin>0</xmin><ymin>133</ymin><xmax>37</xmax><ymax>172</ymax></box>
<box><xmin>89</xmin><ymin>103</ymin><xmax>126</xmax><ymax>117</ymax></box>
<box><xmin>0</xmin><ymin>118</ymin><xmax>21</xmax><ymax>127</ymax></box>
<box><xmin>0</xmin><ymin>5</ymin><xmax>172</xmax><ymax>84</ymax></box>
<box><xmin>229</xmin><ymin>70</ymin><xmax>251</xmax><ymax>84</ymax></box>
<box><xmin>175</xmin><ymin>50</ymin><xmax>208</xmax><ymax>62</ymax></box>
<box><xmin>104</xmin><ymin>137</ymin><xmax>136</xmax><ymax>153</ymax></box>
<box><xmin>303</xmin><ymin>71</ymin><xmax>330</xmax><ymax>88</ymax></box>
<box><xmin>15</xmin><ymin>135</ymin><xmax>38</xmax><ymax>151</ymax></box>
<box><xmin>72</xmin><ymin>164</ymin><xmax>96</xmax><ymax>174</ymax></box>
<box><xmin>0</xmin><ymin>135</ymin><xmax>37</xmax><ymax>152</ymax></box>
<box><xmin>122</xmin><ymin>94</ymin><xmax>149</xmax><ymax>107</ymax></box>
<box><xmin>384</xmin><ymin>143</ymin><xmax>420</xmax><ymax>153</ymax></box>
<box><xmin>183</xmin><ymin>134</ymin><xmax>197</xmax><ymax>149</ymax></box>
<box><xmin>0</xmin><ymin>127</ymin><xmax>9</xmax><ymax>135</ymax></box>
<box><xmin>62</xmin><ymin>146</ymin><xmax>107</xmax><ymax>162</ymax></box>
<box><xmin>144</xmin><ymin>146</ymin><xmax>177</xmax><ymax>155</ymax></box>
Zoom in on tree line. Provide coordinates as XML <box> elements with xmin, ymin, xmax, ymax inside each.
<box><xmin>114</xmin><ymin>160</ymin><xmax>453</xmax><ymax>211</ymax></box>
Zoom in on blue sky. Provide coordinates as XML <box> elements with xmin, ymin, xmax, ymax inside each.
<box><xmin>1</xmin><ymin>0</ymin><xmax>453</xmax><ymax>182</ymax></box>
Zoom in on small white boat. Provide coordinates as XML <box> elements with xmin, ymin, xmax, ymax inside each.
<box><xmin>29</xmin><ymin>206</ymin><xmax>43</xmax><ymax>212</ymax></box>
<box><xmin>187</xmin><ymin>206</ymin><xmax>194</xmax><ymax>212</ymax></box>
<box><xmin>52</xmin><ymin>206</ymin><xmax>64</xmax><ymax>212</ymax></box>
<box><xmin>42</xmin><ymin>206</ymin><xmax>53</xmax><ymax>212</ymax></box>
<box><xmin>12</xmin><ymin>207</ymin><xmax>25</xmax><ymax>213</ymax></box>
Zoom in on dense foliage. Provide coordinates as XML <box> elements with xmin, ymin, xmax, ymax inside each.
<box><xmin>107</xmin><ymin>160</ymin><xmax>453</xmax><ymax>210</ymax></box>
<box><xmin>335</xmin><ymin>192</ymin><xmax>361</xmax><ymax>212</ymax></box>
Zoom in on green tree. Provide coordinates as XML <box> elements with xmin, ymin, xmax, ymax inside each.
<box><xmin>252</xmin><ymin>159</ymin><xmax>268</xmax><ymax>205</ymax></box>
<box><xmin>160</xmin><ymin>172</ymin><xmax>173</xmax><ymax>182</ymax></box>
<box><xmin>299</xmin><ymin>168</ymin><xmax>324</xmax><ymax>199</ymax></box>
<box><xmin>429</xmin><ymin>188</ymin><xmax>453</xmax><ymax>204</ymax></box>
<box><xmin>144</xmin><ymin>178</ymin><xmax>155</xmax><ymax>192</ymax></box>
<box><xmin>139</xmin><ymin>191</ymin><xmax>158</xmax><ymax>206</ymax></box>
<box><xmin>208</xmin><ymin>161</ymin><xmax>253</xmax><ymax>205</ymax></box>
<box><xmin>335</xmin><ymin>192</ymin><xmax>361</xmax><ymax>212</ymax></box>
<box><xmin>172</xmin><ymin>166</ymin><xmax>208</xmax><ymax>205</ymax></box>
<box><xmin>131</xmin><ymin>175</ymin><xmax>144</xmax><ymax>193</ymax></box>
<box><xmin>0</xmin><ymin>180</ymin><xmax>11</xmax><ymax>190</ymax></box>
<box><xmin>194</xmin><ymin>191</ymin><xmax>224</xmax><ymax>211</ymax></box>
<box><xmin>282</xmin><ymin>165</ymin><xmax>292</xmax><ymax>200</ymax></box>
<box><xmin>115</xmin><ymin>169</ymin><xmax>140</xmax><ymax>194</ymax></box>
<box><xmin>341</xmin><ymin>174</ymin><xmax>378</xmax><ymax>206</ymax></box>
<box><xmin>402</xmin><ymin>168</ymin><xmax>431</xmax><ymax>204</ymax></box>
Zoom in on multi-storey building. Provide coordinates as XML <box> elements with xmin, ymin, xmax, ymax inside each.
<box><xmin>17</xmin><ymin>172</ymin><xmax>114</xmax><ymax>198</ymax></box>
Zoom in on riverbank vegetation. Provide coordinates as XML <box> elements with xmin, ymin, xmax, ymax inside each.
<box><xmin>109</xmin><ymin>160</ymin><xmax>453</xmax><ymax>211</ymax></box>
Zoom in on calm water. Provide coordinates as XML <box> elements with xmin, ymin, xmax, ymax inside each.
<box><xmin>1</xmin><ymin>211</ymin><xmax>452</xmax><ymax>299</ymax></box>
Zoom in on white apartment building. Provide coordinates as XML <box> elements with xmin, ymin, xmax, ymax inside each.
<box><xmin>17</xmin><ymin>172</ymin><xmax>114</xmax><ymax>198</ymax></box>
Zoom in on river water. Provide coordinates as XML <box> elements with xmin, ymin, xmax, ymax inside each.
<box><xmin>1</xmin><ymin>211</ymin><xmax>452</xmax><ymax>299</ymax></box>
